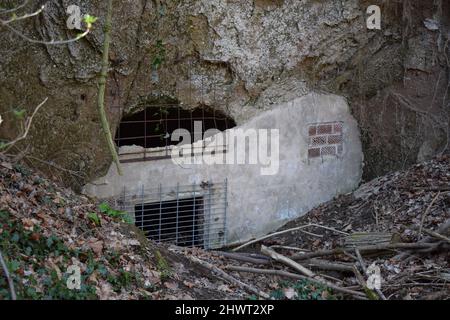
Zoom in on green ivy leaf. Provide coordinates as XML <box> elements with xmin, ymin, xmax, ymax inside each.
<box><xmin>11</xmin><ymin>232</ymin><xmax>20</xmax><ymax>242</ymax></box>
<box><xmin>46</xmin><ymin>236</ymin><xmax>55</xmax><ymax>248</ymax></box>
<box><xmin>87</xmin><ymin>212</ymin><xmax>101</xmax><ymax>226</ymax></box>
<box><xmin>83</xmin><ymin>14</ymin><xmax>98</xmax><ymax>29</ymax></box>
<box><xmin>98</xmin><ymin>202</ymin><xmax>110</xmax><ymax>213</ymax></box>
<box><xmin>13</xmin><ymin>109</ymin><xmax>26</xmax><ymax>119</ymax></box>
<box><xmin>9</xmin><ymin>260</ymin><xmax>21</xmax><ymax>272</ymax></box>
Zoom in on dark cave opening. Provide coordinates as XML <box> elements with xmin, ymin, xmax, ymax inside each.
<box><xmin>115</xmin><ymin>105</ymin><xmax>236</xmax><ymax>149</ymax></box>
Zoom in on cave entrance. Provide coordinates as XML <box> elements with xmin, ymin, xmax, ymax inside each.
<box><xmin>114</xmin><ymin>105</ymin><xmax>236</xmax><ymax>162</ymax></box>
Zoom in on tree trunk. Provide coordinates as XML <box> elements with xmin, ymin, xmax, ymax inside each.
<box><xmin>98</xmin><ymin>0</ymin><xmax>122</xmax><ymax>175</ymax></box>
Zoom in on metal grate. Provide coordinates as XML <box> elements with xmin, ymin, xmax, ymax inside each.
<box><xmin>115</xmin><ymin>180</ymin><xmax>228</xmax><ymax>249</ymax></box>
<box><xmin>114</xmin><ymin>104</ymin><xmax>236</xmax><ymax>163</ymax></box>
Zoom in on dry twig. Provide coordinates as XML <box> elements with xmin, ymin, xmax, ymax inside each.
<box><xmin>261</xmin><ymin>245</ymin><xmax>315</xmax><ymax>277</ymax></box>
<box><xmin>187</xmin><ymin>255</ymin><xmax>270</xmax><ymax>299</ymax></box>
<box><xmin>0</xmin><ymin>250</ymin><xmax>17</xmax><ymax>300</ymax></box>
<box><xmin>418</xmin><ymin>192</ymin><xmax>441</xmax><ymax>239</ymax></box>
<box><xmin>233</xmin><ymin>224</ymin><xmax>348</xmax><ymax>252</ymax></box>
<box><xmin>1</xmin><ymin>97</ymin><xmax>48</xmax><ymax>154</ymax></box>
<box><xmin>226</xmin><ymin>265</ymin><xmax>367</xmax><ymax>300</ymax></box>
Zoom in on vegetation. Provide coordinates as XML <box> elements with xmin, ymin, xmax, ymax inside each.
<box><xmin>269</xmin><ymin>280</ymin><xmax>338</xmax><ymax>301</ymax></box>
<box><xmin>0</xmin><ymin>209</ymin><xmax>148</xmax><ymax>300</ymax></box>
<box><xmin>97</xmin><ymin>203</ymin><xmax>133</xmax><ymax>225</ymax></box>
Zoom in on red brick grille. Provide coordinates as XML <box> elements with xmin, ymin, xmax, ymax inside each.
<box><xmin>308</xmin><ymin>122</ymin><xmax>343</xmax><ymax>159</ymax></box>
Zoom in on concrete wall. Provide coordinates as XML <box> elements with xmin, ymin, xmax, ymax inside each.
<box><xmin>83</xmin><ymin>92</ymin><xmax>363</xmax><ymax>245</ymax></box>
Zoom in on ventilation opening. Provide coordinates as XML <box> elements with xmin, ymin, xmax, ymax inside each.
<box><xmin>134</xmin><ymin>197</ymin><xmax>205</xmax><ymax>248</ymax></box>
<box><xmin>115</xmin><ymin>105</ymin><xmax>236</xmax><ymax>149</ymax></box>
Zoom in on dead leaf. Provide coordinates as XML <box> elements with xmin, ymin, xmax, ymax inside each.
<box><xmin>22</xmin><ymin>218</ymin><xmax>35</xmax><ymax>231</ymax></box>
<box><xmin>217</xmin><ymin>284</ymin><xmax>233</xmax><ymax>292</ymax></box>
<box><xmin>88</xmin><ymin>240</ymin><xmax>104</xmax><ymax>256</ymax></box>
<box><xmin>145</xmin><ymin>270</ymin><xmax>161</xmax><ymax>285</ymax></box>
<box><xmin>88</xmin><ymin>271</ymin><xmax>99</xmax><ymax>285</ymax></box>
<box><xmin>98</xmin><ymin>282</ymin><xmax>114</xmax><ymax>300</ymax></box>
<box><xmin>46</xmin><ymin>260</ymin><xmax>62</xmax><ymax>280</ymax></box>
<box><xmin>269</xmin><ymin>282</ymin><xmax>279</xmax><ymax>289</ymax></box>
<box><xmin>343</xmin><ymin>223</ymin><xmax>353</xmax><ymax>232</ymax></box>
<box><xmin>30</xmin><ymin>232</ymin><xmax>41</xmax><ymax>241</ymax></box>
<box><xmin>1</xmin><ymin>162</ymin><xmax>12</xmax><ymax>170</ymax></box>
<box><xmin>122</xmin><ymin>239</ymin><xmax>140</xmax><ymax>246</ymax></box>
<box><xmin>183</xmin><ymin>281</ymin><xmax>195</xmax><ymax>289</ymax></box>
<box><xmin>164</xmin><ymin>281</ymin><xmax>179</xmax><ymax>290</ymax></box>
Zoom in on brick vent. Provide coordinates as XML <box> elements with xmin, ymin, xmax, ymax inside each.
<box><xmin>308</xmin><ymin>122</ymin><xmax>343</xmax><ymax>159</ymax></box>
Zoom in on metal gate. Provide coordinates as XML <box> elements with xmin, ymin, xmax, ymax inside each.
<box><xmin>116</xmin><ymin>179</ymin><xmax>228</xmax><ymax>249</ymax></box>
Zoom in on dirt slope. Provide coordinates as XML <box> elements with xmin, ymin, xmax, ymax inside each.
<box><xmin>1</xmin><ymin>155</ymin><xmax>449</xmax><ymax>300</ymax></box>
<box><xmin>0</xmin><ymin>157</ymin><xmax>246</xmax><ymax>300</ymax></box>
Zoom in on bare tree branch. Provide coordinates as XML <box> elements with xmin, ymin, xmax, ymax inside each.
<box><xmin>0</xmin><ymin>4</ymin><xmax>93</xmax><ymax>45</ymax></box>
<box><xmin>1</xmin><ymin>97</ymin><xmax>48</xmax><ymax>153</ymax></box>
<box><xmin>0</xmin><ymin>0</ymin><xmax>29</xmax><ymax>14</ymax></box>
<box><xmin>0</xmin><ymin>4</ymin><xmax>43</xmax><ymax>24</ymax></box>
<box><xmin>0</xmin><ymin>250</ymin><xmax>17</xmax><ymax>300</ymax></box>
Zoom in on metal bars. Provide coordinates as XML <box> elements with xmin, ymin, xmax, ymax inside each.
<box><xmin>116</xmin><ymin>180</ymin><xmax>228</xmax><ymax>249</ymax></box>
<box><xmin>114</xmin><ymin>104</ymin><xmax>235</xmax><ymax>163</ymax></box>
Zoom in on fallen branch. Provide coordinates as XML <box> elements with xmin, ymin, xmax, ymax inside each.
<box><xmin>218</xmin><ymin>250</ymin><xmax>353</xmax><ymax>273</ymax></box>
<box><xmin>353</xmin><ymin>242</ymin><xmax>439</xmax><ymax>252</ymax></box>
<box><xmin>344</xmin><ymin>232</ymin><xmax>393</xmax><ymax>248</ymax></box>
<box><xmin>270</xmin><ymin>245</ymin><xmax>310</xmax><ymax>252</ymax></box>
<box><xmin>233</xmin><ymin>224</ymin><xmax>348</xmax><ymax>252</ymax></box>
<box><xmin>215</xmin><ymin>251</ymin><xmax>270</xmax><ymax>265</ymax></box>
<box><xmin>394</xmin><ymin>219</ymin><xmax>450</xmax><ymax>261</ymax></box>
<box><xmin>418</xmin><ymin>192</ymin><xmax>441</xmax><ymax>239</ymax></box>
<box><xmin>226</xmin><ymin>265</ymin><xmax>367</xmax><ymax>300</ymax></box>
<box><xmin>423</xmin><ymin>219</ymin><xmax>450</xmax><ymax>241</ymax></box>
<box><xmin>0</xmin><ymin>250</ymin><xmax>17</xmax><ymax>300</ymax></box>
<box><xmin>410</xmin><ymin>225</ymin><xmax>450</xmax><ymax>244</ymax></box>
<box><xmin>293</xmin><ymin>242</ymin><xmax>442</xmax><ymax>262</ymax></box>
<box><xmin>421</xmin><ymin>228</ymin><xmax>450</xmax><ymax>244</ymax></box>
<box><xmin>292</xmin><ymin>248</ymin><xmax>347</xmax><ymax>261</ymax></box>
<box><xmin>261</xmin><ymin>245</ymin><xmax>315</xmax><ymax>277</ymax></box>
<box><xmin>187</xmin><ymin>255</ymin><xmax>270</xmax><ymax>299</ymax></box>
<box><xmin>304</xmin><ymin>259</ymin><xmax>354</xmax><ymax>273</ymax></box>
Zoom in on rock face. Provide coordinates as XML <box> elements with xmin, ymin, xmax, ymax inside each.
<box><xmin>0</xmin><ymin>0</ymin><xmax>449</xmax><ymax>189</ymax></box>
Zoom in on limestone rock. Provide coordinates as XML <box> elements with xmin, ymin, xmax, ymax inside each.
<box><xmin>0</xmin><ymin>0</ymin><xmax>448</xmax><ymax>188</ymax></box>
